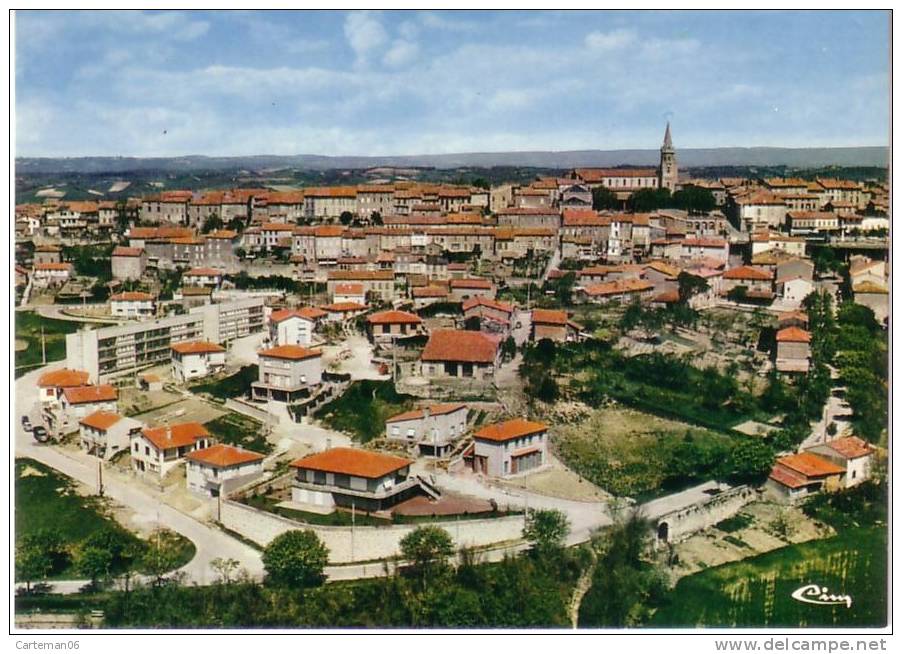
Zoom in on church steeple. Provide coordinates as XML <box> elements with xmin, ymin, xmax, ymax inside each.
<box><xmin>662</xmin><ymin>122</ymin><xmax>673</xmax><ymax>151</ymax></box>
<box><xmin>658</xmin><ymin>122</ymin><xmax>677</xmax><ymax>192</ymax></box>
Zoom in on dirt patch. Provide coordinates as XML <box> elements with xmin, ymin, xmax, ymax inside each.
<box><xmin>669</xmin><ymin>501</ymin><xmax>833</xmax><ymax>580</ymax></box>
<box><xmin>15</xmin><ymin>339</ymin><xmax>29</xmax><ymax>352</ymax></box>
<box><xmin>19</xmin><ymin>465</ymin><xmax>46</xmax><ymax>478</ymax></box>
<box><xmin>495</xmin><ymin>454</ymin><xmax>611</xmax><ymax>502</ymax></box>
<box><xmin>134</xmin><ymin>394</ymin><xmax>227</xmax><ymax>425</ymax></box>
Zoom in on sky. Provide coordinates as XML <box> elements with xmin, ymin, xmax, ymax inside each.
<box><xmin>14</xmin><ymin>10</ymin><xmax>891</xmax><ymax>158</ymax></box>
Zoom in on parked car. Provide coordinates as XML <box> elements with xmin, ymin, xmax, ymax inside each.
<box><xmin>21</xmin><ymin>416</ymin><xmax>32</xmax><ymax>431</ymax></box>
<box><xmin>32</xmin><ymin>425</ymin><xmax>49</xmax><ymax>443</ymax></box>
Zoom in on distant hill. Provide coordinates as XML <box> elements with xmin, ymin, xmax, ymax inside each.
<box><xmin>15</xmin><ymin>146</ymin><xmax>888</xmax><ymax>174</ymax></box>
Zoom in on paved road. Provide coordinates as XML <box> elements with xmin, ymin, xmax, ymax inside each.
<box><xmin>15</xmin><ymin>365</ymin><xmax>265</xmax><ymax>586</ymax></box>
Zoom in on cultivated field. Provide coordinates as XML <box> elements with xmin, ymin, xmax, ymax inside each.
<box><xmin>650</xmin><ymin>526</ymin><xmax>887</xmax><ymax>627</ymax></box>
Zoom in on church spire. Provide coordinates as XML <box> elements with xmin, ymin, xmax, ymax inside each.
<box><xmin>662</xmin><ymin>121</ymin><xmax>673</xmax><ymax>150</ymax></box>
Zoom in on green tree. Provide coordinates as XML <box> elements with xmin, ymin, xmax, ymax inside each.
<box><xmin>535</xmin><ymin>374</ymin><xmax>560</xmax><ymax>403</ymax></box>
<box><xmin>20</xmin><ymin>529</ymin><xmax>69</xmax><ymax>577</ymax></box>
<box><xmin>672</xmin><ymin>186</ymin><xmax>716</xmax><ymax>214</ymax></box>
<box><xmin>226</xmin><ymin>216</ymin><xmax>246</xmax><ymax>232</ymax></box>
<box><xmin>627</xmin><ymin>188</ymin><xmax>671</xmax><ymax>212</ymax></box>
<box><xmin>726</xmin><ymin>285</ymin><xmax>748</xmax><ymax>303</ymax></box>
<box><xmin>501</xmin><ymin>335</ymin><xmax>517</xmax><ymax>362</ymax></box>
<box><xmin>399</xmin><ymin>526</ymin><xmax>455</xmax><ymax>584</ymax></box>
<box><xmin>677</xmin><ymin>271</ymin><xmax>709</xmax><ymax>304</ymax></box>
<box><xmin>16</xmin><ymin>541</ymin><xmax>54</xmax><ymax>592</ymax></box>
<box><xmin>522</xmin><ymin>509</ymin><xmax>570</xmax><ymax>557</ymax></box>
<box><xmin>463</xmin><ymin>315</ymin><xmax>482</xmax><ymax>331</ymax></box>
<box><xmin>202</xmin><ymin>214</ymin><xmax>224</xmax><ymax>233</ymax></box>
<box><xmin>75</xmin><ymin>544</ymin><xmax>114</xmax><ymax>590</ymax></box>
<box><xmin>262</xmin><ymin>530</ymin><xmax>328</xmax><ymax>588</ymax></box>
<box><xmin>339</xmin><ymin>211</ymin><xmax>354</xmax><ymax>225</ymax></box>
<box><xmin>139</xmin><ymin>529</ymin><xmax>185</xmax><ymax>587</ymax></box>
<box><xmin>721</xmin><ymin>439</ymin><xmax>775</xmax><ymax>483</ymax></box>
<box><xmin>370</xmin><ymin>211</ymin><xmax>383</xmax><ymax>225</ymax></box>
<box><xmin>592</xmin><ymin>187</ymin><xmax>619</xmax><ymax>210</ymax></box>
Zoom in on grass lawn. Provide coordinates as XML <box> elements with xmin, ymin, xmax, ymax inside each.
<box><xmin>191</xmin><ymin>365</ymin><xmax>258</xmax><ymax>399</ymax></box>
<box><xmin>204</xmin><ymin>412</ymin><xmax>272</xmax><ymax>455</ymax></box>
<box><xmin>15</xmin><ymin>458</ymin><xmax>195</xmax><ymax>580</ymax></box>
<box><xmin>650</xmin><ymin>526</ymin><xmax>887</xmax><ymax>627</ymax></box>
<box><xmin>314</xmin><ymin>379</ymin><xmax>415</xmax><ymax>442</ymax></box>
<box><xmin>15</xmin><ymin>311</ymin><xmax>89</xmax><ymax>377</ymax></box>
<box><xmin>554</xmin><ymin>407</ymin><xmax>734</xmax><ymax>497</ymax></box>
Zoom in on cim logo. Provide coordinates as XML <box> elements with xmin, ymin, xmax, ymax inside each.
<box><xmin>791</xmin><ymin>584</ymin><xmax>852</xmax><ymax>608</ymax></box>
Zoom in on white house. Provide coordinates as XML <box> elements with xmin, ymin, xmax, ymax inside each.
<box><xmin>170</xmin><ymin>341</ymin><xmax>227</xmax><ymax>382</ymax></box>
<box><xmin>51</xmin><ymin>384</ymin><xmax>119</xmax><ymax>435</ymax></box>
<box><xmin>32</xmin><ymin>262</ymin><xmax>73</xmax><ymax>287</ymax></box>
<box><xmin>268</xmin><ymin>307</ymin><xmax>325</xmax><ymax>347</ymax></box>
<box><xmin>251</xmin><ymin>344</ymin><xmax>323</xmax><ymax>403</ymax></box>
<box><xmin>806</xmin><ymin>436</ymin><xmax>876</xmax><ymax>489</ymax></box>
<box><xmin>384</xmin><ymin>403</ymin><xmax>468</xmax><ymax>457</ymax></box>
<box><xmin>37</xmin><ymin>368</ymin><xmax>90</xmax><ymax>405</ymax></box>
<box><xmin>109</xmin><ymin>291</ymin><xmax>157</xmax><ymax>319</ymax></box>
<box><xmin>185</xmin><ymin>444</ymin><xmax>265</xmax><ymax>497</ymax></box>
<box><xmin>182</xmin><ymin>267</ymin><xmax>224</xmax><ymax>288</ymax></box>
<box><xmin>332</xmin><ymin>282</ymin><xmax>367</xmax><ymax>305</ymax></box>
<box><xmin>79</xmin><ymin>411</ymin><xmax>144</xmax><ymax>460</ymax></box>
<box><xmin>131</xmin><ymin>422</ymin><xmax>214</xmax><ymax>477</ymax></box>
<box><xmin>466</xmin><ymin>418</ymin><xmax>548</xmax><ymax>478</ymax></box>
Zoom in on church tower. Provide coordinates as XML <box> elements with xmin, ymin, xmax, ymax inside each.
<box><xmin>658</xmin><ymin>122</ymin><xmax>677</xmax><ymax>192</ymax></box>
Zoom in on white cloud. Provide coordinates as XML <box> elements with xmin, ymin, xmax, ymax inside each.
<box><xmin>383</xmin><ymin>39</ymin><xmax>419</xmax><ymax>68</ymax></box>
<box><xmin>585</xmin><ymin>28</ymin><xmax>635</xmax><ymax>51</ymax></box>
<box><xmin>343</xmin><ymin>11</ymin><xmax>388</xmax><ymax>63</ymax></box>
<box><xmin>418</xmin><ymin>11</ymin><xmax>481</xmax><ymax>32</ymax></box>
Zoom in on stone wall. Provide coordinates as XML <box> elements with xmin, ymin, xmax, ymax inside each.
<box><xmin>219</xmin><ymin>499</ymin><xmax>525</xmax><ymax>563</ymax></box>
<box><xmin>653</xmin><ymin>485</ymin><xmax>759</xmax><ymax>546</ymax></box>
<box><xmin>224</xmin><ymin>398</ymin><xmax>278</xmax><ymax>426</ymax></box>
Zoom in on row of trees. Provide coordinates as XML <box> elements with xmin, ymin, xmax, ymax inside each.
<box><xmin>16</xmin><ymin>527</ymin><xmax>185</xmax><ymax>593</ymax></box>
<box><xmin>592</xmin><ymin>186</ymin><xmax>717</xmax><ymax>214</ymax></box>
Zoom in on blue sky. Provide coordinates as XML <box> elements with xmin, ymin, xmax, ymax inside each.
<box><xmin>15</xmin><ymin>10</ymin><xmax>890</xmax><ymax>157</ymax></box>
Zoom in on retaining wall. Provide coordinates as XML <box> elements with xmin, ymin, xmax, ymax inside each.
<box><xmin>219</xmin><ymin>499</ymin><xmax>525</xmax><ymax>563</ymax></box>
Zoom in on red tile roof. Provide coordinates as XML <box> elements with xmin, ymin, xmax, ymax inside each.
<box><xmin>777</xmin><ymin>452</ymin><xmax>845</xmax><ymax>478</ymax></box>
<box><xmin>63</xmin><ymin>384</ymin><xmax>118</xmax><ymax>405</ymax></box>
<box><xmin>562</xmin><ymin>209</ymin><xmax>609</xmax><ymax>227</ymax></box>
<box><xmin>184</xmin><ymin>268</ymin><xmax>223</xmax><ymax>277</ymax></box>
<box><xmin>776</xmin><ymin>327</ymin><xmax>811</xmax><ymax>343</ymax></box>
<box><xmin>79</xmin><ymin>411</ymin><xmax>124</xmax><ymax>431</ymax></box>
<box><xmin>112</xmin><ymin>246</ymin><xmax>143</xmax><ymax>257</ymax></box>
<box><xmin>574</xmin><ymin>168</ymin><xmax>657</xmax><ymax>181</ymax></box>
<box><xmin>367</xmin><ymin>310</ymin><xmax>422</xmax><ymax>325</ymax></box>
<box><xmin>186</xmin><ymin>443</ymin><xmax>264</xmax><ymax>468</ymax></box>
<box><xmin>724</xmin><ymin>265</ymin><xmax>774</xmax><ymax>281</ymax></box>
<box><xmin>258</xmin><ymin>345</ymin><xmax>322</xmax><ymax>361</ymax></box>
<box><xmin>321</xmin><ymin>302</ymin><xmax>368</xmax><ymax>313</ymax></box>
<box><xmin>334</xmin><ymin>282</ymin><xmax>365</xmax><ymax>295</ymax></box>
<box><xmin>462</xmin><ymin>296</ymin><xmax>514</xmax><ymax>314</ymax></box>
<box><xmin>768</xmin><ymin>464</ymin><xmax>809</xmax><ymax>489</ymax></box>
<box><xmin>290</xmin><ymin>447</ymin><xmax>412</xmax><ymax>479</ymax></box>
<box><xmin>38</xmin><ymin>368</ymin><xmax>90</xmax><ymax>388</ymax></box>
<box><xmin>474</xmin><ymin>418</ymin><xmax>548</xmax><ymax>442</ymax></box>
<box><xmin>583</xmin><ymin>278</ymin><xmax>654</xmax><ymax>297</ymax></box>
<box><xmin>142</xmin><ymin>422</ymin><xmax>210</xmax><ymax>450</ymax></box>
<box><xmin>171</xmin><ymin>341</ymin><xmax>225</xmax><ymax>354</ymax></box>
<box><xmin>110</xmin><ymin>291</ymin><xmax>155</xmax><ymax>302</ymax></box>
<box><xmin>412</xmin><ymin>286</ymin><xmax>450</xmax><ymax>298</ymax></box>
<box><xmin>531</xmin><ymin>309</ymin><xmax>568</xmax><ymax>326</ymax></box>
<box><xmin>450</xmin><ymin>278</ymin><xmax>493</xmax><ymax>290</ymax></box>
<box><xmin>386</xmin><ymin>403</ymin><xmax>467</xmax><ymax>423</ymax></box>
<box><xmin>421</xmin><ymin>330</ymin><xmax>499</xmax><ymax>364</ymax></box>
<box><xmin>34</xmin><ymin>263</ymin><xmax>73</xmax><ymax>272</ymax></box>
<box><xmin>823</xmin><ymin>436</ymin><xmax>874</xmax><ymax>460</ymax></box>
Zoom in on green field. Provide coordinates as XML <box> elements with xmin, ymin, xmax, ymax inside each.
<box><xmin>15</xmin><ymin>459</ymin><xmax>195</xmax><ymax>580</ymax></box>
<box><xmin>650</xmin><ymin>526</ymin><xmax>887</xmax><ymax>627</ymax></box>
<box><xmin>204</xmin><ymin>412</ymin><xmax>272</xmax><ymax>455</ymax></box>
<box><xmin>314</xmin><ymin>379</ymin><xmax>414</xmax><ymax>442</ymax></box>
<box><xmin>14</xmin><ymin>311</ymin><xmax>88</xmax><ymax>377</ymax></box>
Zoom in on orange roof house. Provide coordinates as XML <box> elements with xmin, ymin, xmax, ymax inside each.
<box><xmin>141</xmin><ymin>422</ymin><xmax>210</xmax><ymax>450</ymax></box>
<box><xmin>62</xmin><ymin>385</ymin><xmax>118</xmax><ymax>405</ymax></box>
<box><xmin>366</xmin><ymin>310</ymin><xmax>422</xmax><ymax>325</ymax></box>
<box><xmin>776</xmin><ymin>327</ymin><xmax>811</xmax><ymax>343</ymax></box>
<box><xmin>79</xmin><ymin>411</ymin><xmax>125</xmax><ymax>431</ymax></box>
<box><xmin>186</xmin><ymin>443</ymin><xmax>264</xmax><ymax>468</ymax></box>
<box><xmin>258</xmin><ymin>345</ymin><xmax>322</xmax><ymax>361</ymax></box>
<box><xmin>38</xmin><ymin>369</ymin><xmax>90</xmax><ymax>389</ymax></box>
<box><xmin>290</xmin><ymin>447</ymin><xmax>412</xmax><ymax>479</ymax></box>
<box><xmin>474</xmin><ymin>418</ymin><xmax>548</xmax><ymax>443</ymax></box>
<box><xmin>421</xmin><ymin>330</ymin><xmax>499</xmax><ymax>364</ymax></box>
<box><xmin>171</xmin><ymin>341</ymin><xmax>226</xmax><ymax>355</ymax></box>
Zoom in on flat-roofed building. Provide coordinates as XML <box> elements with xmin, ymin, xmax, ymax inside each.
<box><xmin>109</xmin><ymin>291</ymin><xmax>156</xmax><ymax>319</ymax></box>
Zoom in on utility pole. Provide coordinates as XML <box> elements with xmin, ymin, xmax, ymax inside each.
<box><xmin>40</xmin><ymin>326</ymin><xmax>46</xmax><ymax>365</ymax></box>
<box><xmin>350</xmin><ymin>500</ymin><xmax>356</xmax><ymax>562</ymax></box>
<box><xmin>98</xmin><ymin>459</ymin><xmax>104</xmax><ymax>497</ymax></box>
